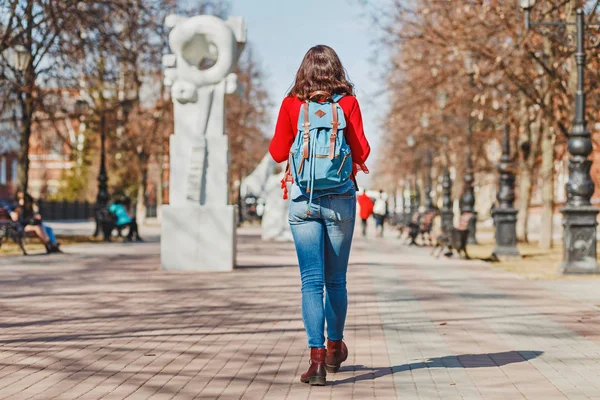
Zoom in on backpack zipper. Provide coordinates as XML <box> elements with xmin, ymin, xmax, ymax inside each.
<box><xmin>337</xmin><ymin>153</ymin><xmax>350</xmax><ymax>175</ymax></box>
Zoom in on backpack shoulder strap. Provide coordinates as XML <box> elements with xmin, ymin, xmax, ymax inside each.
<box><xmin>302</xmin><ymin>102</ymin><xmax>310</xmax><ymax>159</ymax></box>
<box><xmin>332</xmin><ymin>93</ymin><xmax>345</xmax><ymax>102</ymax></box>
<box><xmin>329</xmin><ymin>102</ymin><xmax>339</xmax><ymax>160</ymax></box>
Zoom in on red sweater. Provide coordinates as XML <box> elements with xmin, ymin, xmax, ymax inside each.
<box><xmin>269</xmin><ymin>95</ymin><xmax>371</xmax><ymax>174</ymax></box>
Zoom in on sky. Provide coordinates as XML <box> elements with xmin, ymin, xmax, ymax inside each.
<box><xmin>229</xmin><ymin>0</ymin><xmax>387</xmax><ymax>186</ymax></box>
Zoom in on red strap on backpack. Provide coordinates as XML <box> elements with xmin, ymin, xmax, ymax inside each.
<box><xmin>280</xmin><ymin>163</ymin><xmax>294</xmax><ymax>200</ymax></box>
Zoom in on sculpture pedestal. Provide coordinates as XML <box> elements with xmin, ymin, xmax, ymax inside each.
<box><xmin>560</xmin><ymin>206</ymin><xmax>599</xmax><ymax>274</ymax></box>
<box><xmin>161</xmin><ymin>204</ymin><xmax>237</xmax><ymax>271</ymax></box>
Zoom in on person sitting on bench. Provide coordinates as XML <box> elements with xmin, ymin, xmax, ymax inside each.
<box><xmin>10</xmin><ymin>192</ymin><xmax>60</xmax><ymax>253</ymax></box>
<box><xmin>108</xmin><ymin>198</ymin><xmax>143</xmax><ymax>242</ymax></box>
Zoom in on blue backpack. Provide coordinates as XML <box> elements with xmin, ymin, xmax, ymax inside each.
<box><xmin>288</xmin><ymin>92</ymin><xmax>353</xmax><ymax>209</ymax></box>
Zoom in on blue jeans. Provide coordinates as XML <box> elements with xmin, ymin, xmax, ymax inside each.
<box><xmin>288</xmin><ymin>190</ymin><xmax>356</xmax><ymax>348</ymax></box>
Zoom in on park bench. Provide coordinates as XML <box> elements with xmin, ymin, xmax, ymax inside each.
<box><xmin>406</xmin><ymin>210</ymin><xmax>437</xmax><ymax>246</ymax></box>
<box><xmin>93</xmin><ymin>206</ymin><xmax>119</xmax><ymax>241</ymax></box>
<box><xmin>418</xmin><ymin>210</ymin><xmax>437</xmax><ymax>246</ymax></box>
<box><xmin>431</xmin><ymin>212</ymin><xmax>473</xmax><ymax>259</ymax></box>
<box><xmin>0</xmin><ymin>208</ymin><xmax>27</xmax><ymax>255</ymax></box>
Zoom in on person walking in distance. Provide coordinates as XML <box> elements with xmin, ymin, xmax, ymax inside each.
<box><xmin>373</xmin><ymin>190</ymin><xmax>388</xmax><ymax>238</ymax></box>
<box><xmin>357</xmin><ymin>188</ymin><xmax>374</xmax><ymax>237</ymax></box>
<box><xmin>269</xmin><ymin>45</ymin><xmax>370</xmax><ymax>386</ymax></box>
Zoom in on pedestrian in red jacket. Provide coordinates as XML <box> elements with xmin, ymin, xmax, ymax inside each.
<box><xmin>269</xmin><ymin>45</ymin><xmax>370</xmax><ymax>386</ymax></box>
<box><xmin>357</xmin><ymin>189</ymin><xmax>374</xmax><ymax>237</ymax></box>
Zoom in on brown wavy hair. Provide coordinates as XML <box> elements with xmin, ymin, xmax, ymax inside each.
<box><xmin>289</xmin><ymin>45</ymin><xmax>355</xmax><ymax>101</ymax></box>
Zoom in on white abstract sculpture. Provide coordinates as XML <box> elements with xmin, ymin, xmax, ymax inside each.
<box><xmin>161</xmin><ymin>14</ymin><xmax>246</xmax><ymax>271</ymax></box>
<box><xmin>262</xmin><ymin>172</ymin><xmax>293</xmax><ymax>242</ymax></box>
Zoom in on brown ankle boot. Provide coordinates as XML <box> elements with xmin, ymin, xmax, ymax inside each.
<box><xmin>300</xmin><ymin>348</ymin><xmax>327</xmax><ymax>386</ymax></box>
<box><xmin>325</xmin><ymin>339</ymin><xmax>348</xmax><ymax>373</ymax></box>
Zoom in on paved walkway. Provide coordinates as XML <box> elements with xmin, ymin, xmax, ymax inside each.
<box><xmin>0</xmin><ymin>227</ymin><xmax>599</xmax><ymax>399</ymax></box>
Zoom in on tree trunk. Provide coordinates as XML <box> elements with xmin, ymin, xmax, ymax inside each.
<box><xmin>517</xmin><ymin>103</ymin><xmax>542</xmax><ymax>242</ymax></box>
<box><xmin>156</xmin><ymin>148</ymin><xmax>164</xmax><ymax>221</ymax></box>
<box><xmin>17</xmin><ymin>95</ymin><xmax>32</xmax><ymax>194</ymax></box>
<box><xmin>538</xmin><ymin>37</ymin><xmax>555</xmax><ymax>250</ymax></box>
<box><xmin>539</xmin><ymin>121</ymin><xmax>555</xmax><ymax>249</ymax></box>
<box><xmin>136</xmin><ymin>159</ymin><xmax>148</xmax><ymax>226</ymax></box>
<box><xmin>17</xmin><ymin>1</ymin><xmax>34</xmax><ymax>194</ymax></box>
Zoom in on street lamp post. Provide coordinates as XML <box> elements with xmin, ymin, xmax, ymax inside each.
<box><xmin>520</xmin><ymin>2</ymin><xmax>599</xmax><ymax>273</ymax></box>
<box><xmin>12</xmin><ymin>45</ymin><xmax>32</xmax><ymax>72</ymax></box>
<box><xmin>407</xmin><ymin>135</ymin><xmax>420</xmax><ymax>217</ymax></box>
<box><xmin>420</xmin><ymin>114</ymin><xmax>434</xmax><ymax>212</ymax></box>
<box><xmin>424</xmin><ymin>149</ymin><xmax>434</xmax><ymax>212</ymax></box>
<box><xmin>93</xmin><ymin>99</ymin><xmax>133</xmax><ymax>241</ymax></box>
<box><xmin>440</xmin><ymin>136</ymin><xmax>453</xmax><ymax>233</ymax></box>
<box><xmin>492</xmin><ymin>100</ymin><xmax>520</xmax><ymax>259</ymax></box>
<box><xmin>93</xmin><ymin>110</ymin><xmax>112</xmax><ymax>241</ymax></box>
<box><xmin>404</xmin><ymin>179</ymin><xmax>413</xmax><ymax>225</ymax></box>
<box><xmin>5</xmin><ymin>44</ymin><xmax>33</xmax><ymax>194</ymax></box>
<box><xmin>413</xmin><ymin>176</ymin><xmax>421</xmax><ymax>215</ymax></box>
<box><xmin>461</xmin><ymin>52</ymin><xmax>478</xmax><ymax>244</ymax></box>
<box><xmin>436</xmin><ymin>91</ymin><xmax>454</xmax><ymax>233</ymax></box>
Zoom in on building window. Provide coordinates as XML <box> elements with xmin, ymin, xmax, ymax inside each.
<box><xmin>0</xmin><ymin>157</ymin><xmax>6</xmax><ymax>185</ymax></box>
<box><xmin>11</xmin><ymin>159</ymin><xmax>17</xmax><ymax>185</ymax></box>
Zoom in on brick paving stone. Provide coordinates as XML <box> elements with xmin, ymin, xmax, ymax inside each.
<box><xmin>0</xmin><ymin>228</ymin><xmax>599</xmax><ymax>399</ymax></box>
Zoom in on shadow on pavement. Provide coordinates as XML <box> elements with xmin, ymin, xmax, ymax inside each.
<box><xmin>331</xmin><ymin>350</ymin><xmax>544</xmax><ymax>385</ymax></box>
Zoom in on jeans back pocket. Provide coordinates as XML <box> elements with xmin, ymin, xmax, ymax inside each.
<box><xmin>328</xmin><ymin>193</ymin><xmax>356</xmax><ymax>224</ymax></box>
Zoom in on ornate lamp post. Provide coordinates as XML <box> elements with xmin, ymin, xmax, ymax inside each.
<box><xmin>424</xmin><ymin>149</ymin><xmax>434</xmax><ymax>211</ymax></box>
<box><xmin>94</xmin><ymin>99</ymin><xmax>133</xmax><ymax>240</ymax></box>
<box><xmin>520</xmin><ymin>2</ymin><xmax>599</xmax><ymax>273</ymax></box>
<box><xmin>12</xmin><ymin>45</ymin><xmax>32</xmax><ymax>72</ymax></box>
<box><xmin>440</xmin><ymin>136</ymin><xmax>453</xmax><ymax>233</ymax></box>
<box><xmin>414</xmin><ymin>176</ymin><xmax>421</xmax><ymax>214</ymax></box>
<box><xmin>492</xmin><ymin>100</ymin><xmax>520</xmax><ymax>258</ymax></box>
<box><xmin>96</xmin><ymin>112</ymin><xmax>110</xmax><ymax>209</ymax></box>
<box><xmin>4</xmin><ymin>44</ymin><xmax>33</xmax><ymax>194</ymax></box>
<box><xmin>407</xmin><ymin>135</ymin><xmax>420</xmax><ymax>217</ymax></box>
<box><xmin>461</xmin><ymin>52</ymin><xmax>478</xmax><ymax>244</ymax></box>
<box><xmin>420</xmin><ymin>114</ymin><xmax>434</xmax><ymax>212</ymax></box>
<box><xmin>436</xmin><ymin>91</ymin><xmax>454</xmax><ymax>232</ymax></box>
<box><xmin>404</xmin><ymin>179</ymin><xmax>413</xmax><ymax>224</ymax></box>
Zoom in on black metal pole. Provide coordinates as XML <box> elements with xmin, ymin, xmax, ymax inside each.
<box><xmin>441</xmin><ymin>144</ymin><xmax>454</xmax><ymax>233</ymax></box>
<box><xmin>405</xmin><ymin>179</ymin><xmax>414</xmax><ymax>223</ymax></box>
<box><xmin>424</xmin><ymin>149</ymin><xmax>434</xmax><ymax>212</ymax></box>
<box><xmin>94</xmin><ymin>112</ymin><xmax>111</xmax><ymax>241</ymax></box>
<box><xmin>413</xmin><ymin>174</ymin><xmax>421</xmax><ymax>216</ymax></box>
<box><xmin>492</xmin><ymin>101</ymin><xmax>520</xmax><ymax>258</ymax></box>
<box><xmin>460</xmin><ymin>106</ymin><xmax>478</xmax><ymax>244</ymax></box>
<box><xmin>561</xmin><ymin>9</ymin><xmax>598</xmax><ymax>273</ymax></box>
<box><xmin>97</xmin><ymin>114</ymin><xmax>109</xmax><ymax>207</ymax></box>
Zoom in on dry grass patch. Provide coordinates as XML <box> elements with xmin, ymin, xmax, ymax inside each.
<box><xmin>468</xmin><ymin>241</ymin><xmax>600</xmax><ymax>280</ymax></box>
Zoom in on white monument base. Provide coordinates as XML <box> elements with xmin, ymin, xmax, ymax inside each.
<box><xmin>161</xmin><ymin>204</ymin><xmax>237</xmax><ymax>271</ymax></box>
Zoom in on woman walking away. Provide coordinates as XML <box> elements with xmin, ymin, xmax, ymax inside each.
<box><xmin>269</xmin><ymin>45</ymin><xmax>370</xmax><ymax>386</ymax></box>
